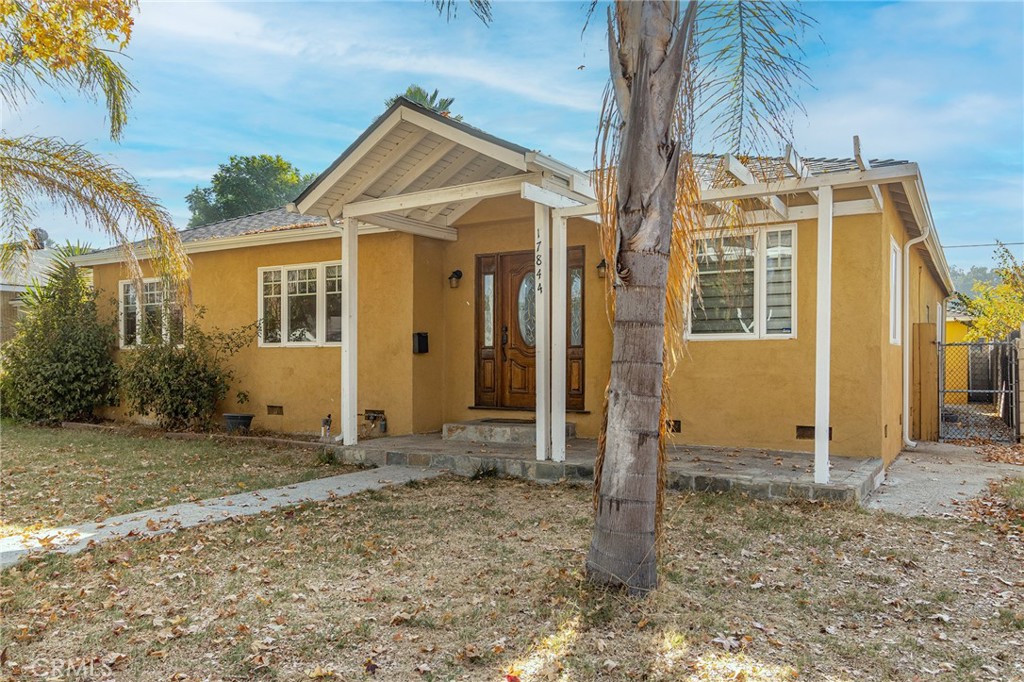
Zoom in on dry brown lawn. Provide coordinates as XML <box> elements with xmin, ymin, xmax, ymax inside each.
<box><xmin>0</xmin><ymin>421</ymin><xmax>349</xmax><ymax>537</ymax></box>
<box><xmin>2</xmin><ymin>474</ymin><xmax>1022</xmax><ymax>681</ymax></box>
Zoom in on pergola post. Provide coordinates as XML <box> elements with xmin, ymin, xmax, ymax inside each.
<box><xmin>341</xmin><ymin>216</ymin><xmax>359</xmax><ymax>445</ymax></box>
<box><xmin>551</xmin><ymin>213</ymin><xmax>568</xmax><ymax>462</ymax></box>
<box><xmin>534</xmin><ymin>204</ymin><xmax>551</xmax><ymax>461</ymax></box>
<box><xmin>814</xmin><ymin>185</ymin><xmax>834</xmax><ymax>484</ymax></box>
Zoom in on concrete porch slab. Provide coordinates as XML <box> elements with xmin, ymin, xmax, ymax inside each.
<box><xmin>331</xmin><ymin>434</ymin><xmax>884</xmax><ymax>504</ymax></box>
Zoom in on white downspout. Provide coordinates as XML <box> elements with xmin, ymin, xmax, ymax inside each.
<box><xmin>902</xmin><ymin>207</ymin><xmax>931</xmax><ymax>449</ymax></box>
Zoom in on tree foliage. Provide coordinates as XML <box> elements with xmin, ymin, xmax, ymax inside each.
<box><xmin>949</xmin><ymin>263</ymin><xmax>998</xmax><ymax>294</ymax></box>
<box><xmin>386</xmin><ymin>84</ymin><xmax>462</xmax><ymax>120</ymax></box>
<box><xmin>118</xmin><ymin>312</ymin><xmax>258</xmax><ymax>431</ymax></box>
<box><xmin>0</xmin><ymin>0</ymin><xmax>190</xmax><ymax>292</ymax></box>
<box><xmin>0</xmin><ymin>243</ymin><xmax>118</xmax><ymax>423</ymax></box>
<box><xmin>186</xmin><ymin>155</ymin><xmax>316</xmax><ymax>227</ymax></box>
<box><xmin>959</xmin><ymin>244</ymin><xmax>1024</xmax><ymax>341</ymax></box>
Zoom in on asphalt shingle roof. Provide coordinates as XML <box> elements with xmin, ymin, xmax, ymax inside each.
<box><xmin>86</xmin><ymin>154</ymin><xmax>913</xmax><ymax>259</ymax></box>
<box><xmin>86</xmin><ymin>207</ymin><xmax>327</xmax><ymax>257</ymax></box>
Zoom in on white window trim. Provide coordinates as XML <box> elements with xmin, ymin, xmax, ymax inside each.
<box><xmin>686</xmin><ymin>224</ymin><xmax>798</xmax><ymax>341</ymax></box>
<box><xmin>118</xmin><ymin>278</ymin><xmax>182</xmax><ymax>349</ymax></box>
<box><xmin>889</xmin><ymin>236</ymin><xmax>902</xmax><ymax>345</ymax></box>
<box><xmin>258</xmin><ymin>260</ymin><xmax>343</xmax><ymax>348</ymax></box>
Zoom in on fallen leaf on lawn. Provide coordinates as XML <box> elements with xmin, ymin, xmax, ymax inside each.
<box><xmin>306</xmin><ymin>665</ymin><xmax>336</xmax><ymax>678</ymax></box>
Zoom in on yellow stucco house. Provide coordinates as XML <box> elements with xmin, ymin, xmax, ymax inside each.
<box><xmin>77</xmin><ymin>99</ymin><xmax>953</xmax><ymax>483</ymax></box>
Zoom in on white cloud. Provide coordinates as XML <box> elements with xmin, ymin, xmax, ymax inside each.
<box><xmin>137</xmin><ymin>2</ymin><xmax>303</xmax><ymax>55</ymax></box>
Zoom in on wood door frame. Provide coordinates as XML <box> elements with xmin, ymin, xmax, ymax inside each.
<box><xmin>474</xmin><ymin>247</ymin><xmax>585</xmax><ymax>411</ymax></box>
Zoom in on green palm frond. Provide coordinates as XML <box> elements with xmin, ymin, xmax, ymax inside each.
<box><xmin>1</xmin><ymin>39</ymin><xmax>135</xmax><ymax>141</ymax></box>
<box><xmin>0</xmin><ymin>135</ymin><xmax>191</xmax><ymax>293</ymax></box>
<box><xmin>695</xmin><ymin>0</ymin><xmax>815</xmax><ymax>155</ymax></box>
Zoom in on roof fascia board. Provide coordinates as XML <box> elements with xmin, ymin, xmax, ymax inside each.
<box><xmin>295</xmin><ymin>108</ymin><xmax>405</xmax><ymax>216</ymax></box>
<box><xmin>525</xmin><ymin>152</ymin><xmax>594</xmax><ymax>198</ymax></box>
<box><xmin>326</xmin><ymin>128</ymin><xmax>430</xmax><ymax>215</ymax></box>
<box><xmin>71</xmin><ymin>225</ymin><xmax>397</xmax><ymax>268</ymax></box>
<box><xmin>700</xmin><ymin>163</ymin><xmax>920</xmax><ymax>203</ymax></box>
<box><xmin>342</xmin><ymin>172</ymin><xmax>543</xmax><ymax>219</ymax></box>
<box><xmin>903</xmin><ymin>176</ymin><xmax>954</xmax><ymax>294</ymax></box>
<box><xmin>521</xmin><ymin>182</ymin><xmax>600</xmax><ymax>224</ymax></box>
<box><xmin>399</xmin><ymin>108</ymin><xmax>528</xmax><ymax>172</ymax></box>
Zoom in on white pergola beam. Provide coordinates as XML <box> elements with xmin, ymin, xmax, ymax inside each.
<box><xmin>814</xmin><ymin>185</ymin><xmax>834</xmax><ymax>484</ymax></box>
<box><xmin>343</xmin><ymin>172</ymin><xmax>542</xmax><ymax>219</ymax></box>
<box><xmin>341</xmin><ymin>217</ymin><xmax>359</xmax><ymax>445</ymax></box>
<box><xmin>551</xmin><ymin>212</ymin><xmax>568</xmax><ymax>463</ymax></box>
<box><xmin>521</xmin><ymin>182</ymin><xmax>600</xmax><ymax>223</ymax></box>
<box><xmin>535</xmin><ymin>204</ymin><xmax>551</xmax><ymax>462</ymax></box>
<box><xmin>853</xmin><ymin>135</ymin><xmax>883</xmax><ymax>211</ymax></box>
<box><xmin>701</xmin><ymin>198</ymin><xmax>880</xmax><ymax>229</ymax></box>
<box><xmin>701</xmin><ymin>163</ymin><xmax>919</xmax><ymax>204</ymax></box>
<box><xmin>723</xmin><ymin>154</ymin><xmax>788</xmax><ymax>220</ymax></box>
<box><xmin>784</xmin><ymin>143</ymin><xmax>818</xmax><ymax>202</ymax></box>
<box><xmin>356</xmin><ymin>213</ymin><xmax>458</xmax><ymax>241</ymax></box>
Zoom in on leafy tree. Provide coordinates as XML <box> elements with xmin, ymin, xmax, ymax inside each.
<box><xmin>0</xmin><ymin>0</ymin><xmax>190</xmax><ymax>290</ymax></box>
<box><xmin>439</xmin><ymin>0</ymin><xmax>811</xmax><ymax>593</ymax></box>
<box><xmin>0</xmin><ymin>244</ymin><xmax>118</xmax><ymax>423</ymax></box>
<box><xmin>949</xmin><ymin>263</ymin><xmax>998</xmax><ymax>294</ymax></box>
<box><xmin>959</xmin><ymin>244</ymin><xmax>1024</xmax><ymax>341</ymax></box>
<box><xmin>186</xmin><ymin>155</ymin><xmax>316</xmax><ymax>227</ymax></box>
<box><xmin>386</xmin><ymin>84</ymin><xmax>462</xmax><ymax>120</ymax></box>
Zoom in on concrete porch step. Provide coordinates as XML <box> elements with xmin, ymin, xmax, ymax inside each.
<box><xmin>442</xmin><ymin>419</ymin><xmax>576</xmax><ymax>444</ymax></box>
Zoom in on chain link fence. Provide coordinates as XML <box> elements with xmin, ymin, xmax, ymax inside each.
<box><xmin>939</xmin><ymin>340</ymin><xmax>1019</xmax><ymax>442</ymax></box>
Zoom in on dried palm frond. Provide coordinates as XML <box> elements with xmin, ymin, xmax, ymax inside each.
<box><xmin>0</xmin><ymin>136</ymin><xmax>191</xmax><ymax>296</ymax></box>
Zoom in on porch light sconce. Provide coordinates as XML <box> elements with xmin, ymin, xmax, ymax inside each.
<box><xmin>596</xmin><ymin>259</ymin><xmax>608</xmax><ymax>279</ymax></box>
<box><xmin>448</xmin><ymin>269</ymin><xmax>463</xmax><ymax>288</ymax></box>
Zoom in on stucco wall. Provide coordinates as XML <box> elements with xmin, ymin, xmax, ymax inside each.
<box><xmin>91</xmin><ymin>233</ymin><xmax>418</xmax><ymax>435</ymax></box>
<box><xmin>89</xmin><ymin>191</ymin><xmax>948</xmax><ymax>460</ymax></box>
<box><xmin>435</xmin><ymin>200</ymin><xmax>610</xmax><ymax>437</ymax></box>
<box><xmin>667</xmin><ymin>214</ymin><xmax>887</xmax><ymax>458</ymax></box>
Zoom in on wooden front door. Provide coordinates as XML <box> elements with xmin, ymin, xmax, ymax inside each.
<box><xmin>475</xmin><ymin>248</ymin><xmax>585</xmax><ymax>411</ymax></box>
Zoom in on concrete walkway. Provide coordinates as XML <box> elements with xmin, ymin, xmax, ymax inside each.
<box><xmin>0</xmin><ymin>465</ymin><xmax>440</xmax><ymax>570</ymax></box>
<box><xmin>866</xmin><ymin>441</ymin><xmax>1023</xmax><ymax>517</ymax></box>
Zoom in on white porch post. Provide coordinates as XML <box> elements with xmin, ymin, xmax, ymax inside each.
<box><xmin>551</xmin><ymin>213</ymin><xmax>568</xmax><ymax>462</ymax></box>
<box><xmin>341</xmin><ymin>216</ymin><xmax>359</xmax><ymax>445</ymax></box>
<box><xmin>814</xmin><ymin>185</ymin><xmax>834</xmax><ymax>484</ymax></box>
<box><xmin>534</xmin><ymin>204</ymin><xmax>551</xmax><ymax>461</ymax></box>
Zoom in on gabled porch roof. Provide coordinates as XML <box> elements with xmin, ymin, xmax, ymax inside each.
<box><xmin>290</xmin><ymin>97</ymin><xmax>595</xmax><ymax>239</ymax></box>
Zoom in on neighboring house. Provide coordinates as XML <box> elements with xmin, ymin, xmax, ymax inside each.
<box><xmin>0</xmin><ymin>248</ymin><xmax>54</xmax><ymax>345</ymax></box>
<box><xmin>75</xmin><ymin>98</ymin><xmax>953</xmax><ymax>481</ymax></box>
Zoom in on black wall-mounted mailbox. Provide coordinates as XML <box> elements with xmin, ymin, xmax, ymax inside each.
<box><xmin>413</xmin><ymin>332</ymin><xmax>429</xmax><ymax>354</ymax></box>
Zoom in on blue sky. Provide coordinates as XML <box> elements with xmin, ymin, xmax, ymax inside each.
<box><xmin>4</xmin><ymin>0</ymin><xmax>1022</xmax><ymax>269</ymax></box>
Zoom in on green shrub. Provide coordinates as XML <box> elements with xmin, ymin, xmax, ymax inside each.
<box><xmin>118</xmin><ymin>312</ymin><xmax>255</xmax><ymax>431</ymax></box>
<box><xmin>0</xmin><ymin>246</ymin><xmax>118</xmax><ymax>423</ymax></box>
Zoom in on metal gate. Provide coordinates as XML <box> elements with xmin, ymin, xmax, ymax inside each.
<box><xmin>939</xmin><ymin>340</ymin><xmax>1019</xmax><ymax>442</ymax></box>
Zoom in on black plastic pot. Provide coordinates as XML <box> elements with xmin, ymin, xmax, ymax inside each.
<box><xmin>223</xmin><ymin>413</ymin><xmax>254</xmax><ymax>434</ymax></box>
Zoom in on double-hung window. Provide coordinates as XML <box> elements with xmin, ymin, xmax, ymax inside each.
<box><xmin>689</xmin><ymin>226</ymin><xmax>796</xmax><ymax>339</ymax></box>
<box><xmin>119</xmin><ymin>279</ymin><xmax>183</xmax><ymax>347</ymax></box>
<box><xmin>259</xmin><ymin>262</ymin><xmax>342</xmax><ymax>347</ymax></box>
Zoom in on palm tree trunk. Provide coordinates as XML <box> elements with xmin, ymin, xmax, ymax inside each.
<box><xmin>586</xmin><ymin>0</ymin><xmax>694</xmax><ymax>595</ymax></box>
